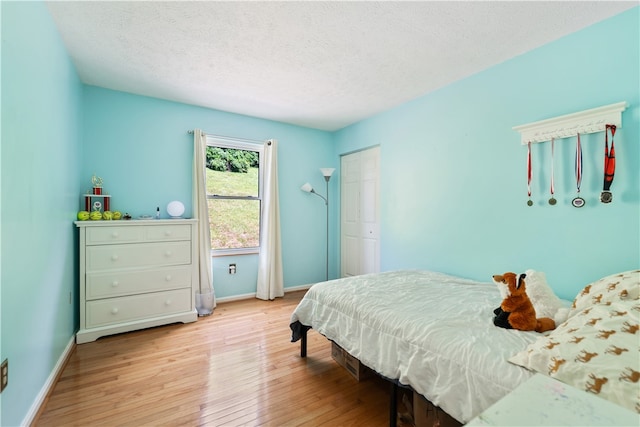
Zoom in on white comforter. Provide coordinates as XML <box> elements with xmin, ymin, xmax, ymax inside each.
<box><xmin>290</xmin><ymin>270</ymin><xmax>543</xmax><ymax>423</ymax></box>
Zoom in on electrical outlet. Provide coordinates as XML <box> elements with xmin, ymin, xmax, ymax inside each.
<box><xmin>229</xmin><ymin>263</ymin><xmax>237</xmax><ymax>275</ymax></box>
<box><xmin>1</xmin><ymin>359</ymin><xmax>8</xmax><ymax>393</ymax></box>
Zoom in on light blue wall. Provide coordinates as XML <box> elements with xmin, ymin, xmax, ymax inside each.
<box><xmin>334</xmin><ymin>7</ymin><xmax>640</xmax><ymax>300</ymax></box>
<box><xmin>2</xmin><ymin>3</ymin><xmax>638</xmax><ymax>425</ymax></box>
<box><xmin>82</xmin><ymin>86</ymin><xmax>337</xmax><ymax>298</ymax></box>
<box><xmin>1</xmin><ymin>2</ymin><xmax>83</xmax><ymax>425</ymax></box>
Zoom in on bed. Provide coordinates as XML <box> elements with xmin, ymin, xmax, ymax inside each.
<box><xmin>290</xmin><ymin>269</ymin><xmax>639</xmax><ymax>425</ymax></box>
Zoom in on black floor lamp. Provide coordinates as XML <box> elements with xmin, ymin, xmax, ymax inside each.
<box><xmin>301</xmin><ymin>167</ymin><xmax>335</xmax><ymax>281</ymax></box>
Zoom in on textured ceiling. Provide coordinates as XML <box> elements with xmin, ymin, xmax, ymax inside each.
<box><xmin>46</xmin><ymin>1</ymin><xmax>638</xmax><ymax>131</ymax></box>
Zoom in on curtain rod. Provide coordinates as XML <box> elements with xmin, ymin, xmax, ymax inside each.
<box><xmin>187</xmin><ymin>129</ymin><xmax>263</xmax><ymax>145</ymax></box>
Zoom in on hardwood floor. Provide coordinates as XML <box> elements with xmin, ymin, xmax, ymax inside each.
<box><xmin>35</xmin><ymin>291</ymin><xmax>408</xmax><ymax>426</ymax></box>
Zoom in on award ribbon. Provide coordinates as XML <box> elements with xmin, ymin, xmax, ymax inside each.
<box><xmin>548</xmin><ymin>138</ymin><xmax>556</xmax><ymax>205</ymax></box>
<box><xmin>601</xmin><ymin>124</ymin><xmax>616</xmax><ymax>203</ymax></box>
<box><xmin>527</xmin><ymin>141</ymin><xmax>533</xmax><ymax>206</ymax></box>
<box><xmin>572</xmin><ymin>133</ymin><xmax>585</xmax><ymax>208</ymax></box>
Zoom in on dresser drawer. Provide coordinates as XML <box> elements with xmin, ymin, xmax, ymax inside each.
<box><xmin>86</xmin><ymin>241</ymin><xmax>191</xmax><ymax>272</ymax></box>
<box><xmin>144</xmin><ymin>224</ymin><xmax>191</xmax><ymax>241</ymax></box>
<box><xmin>86</xmin><ymin>266</ymin><xmax>192</xmax><ymax>300</ymax></box>
<box><xmin>85</xmin><ymin>288</ymin><xmax>192</xmax><ymax>328</ymax></box>
<box><xmin>86</xmin><ymin>224</ymin><xmax>192</xmax><ymax>245</ymax></box>
<box><xmin>86</xmin><ymin>226</ymin><xmax>145</xmax><ymax>245</ymax></box>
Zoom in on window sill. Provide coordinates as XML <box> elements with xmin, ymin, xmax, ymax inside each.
<box><xmin>211</xmin><ymin>248</ymin><xmax>259</xmax><ymax>257</ymax></box>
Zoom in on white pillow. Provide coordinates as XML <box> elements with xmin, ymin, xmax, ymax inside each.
<box><xmin>524</xmin><ymin>269</ymin><xmax>567</xmax><ymax>324</ymax></box>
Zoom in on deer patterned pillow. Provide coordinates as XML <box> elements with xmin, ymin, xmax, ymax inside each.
<box><xmin>570</xmin><ymin>270</ymin><xmax>639</xmax><ymax>315</ymax></box>
<box><xmin>509</xmin><ymin>271</ymin><xmax>640</xmax><ymax>414</ymax></box>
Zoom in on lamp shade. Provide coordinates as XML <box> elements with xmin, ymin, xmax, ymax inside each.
<box><xmin>300</xmin><ymin>183</ymin><xmax>313</xmax><ymax>193</ymax></box>
<box><xmin>320</xmin><ymin>168</ymin><xmax>335</xmax><ymax>178</ymax></box>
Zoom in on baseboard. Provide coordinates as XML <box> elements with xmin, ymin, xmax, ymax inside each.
<box><xmin>284</xmin><ymin>284</ymin><xmax>313</xmax><ymax>293</ymax></box>
<box><xmin>216</xmin><ymin>292</ymin><xmax>257</xmax><ymax>303</ymax></box>
<box><xmin>22</xmin><ymin>336</ymin><xmax>75</xmax><ymax>427</ymax></box>
<box><xmin>216</xmin><ymin>284</ymin><xmax>312</xmax><ymax>303</ymax></box>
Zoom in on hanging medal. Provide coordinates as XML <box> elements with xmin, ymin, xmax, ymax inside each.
<box><xmin>548</xmin><ymin>138</ymin><xmax>556</xmax><ymax>205</ymax></box>
<box><xmin>527</xmin><ymin>141</ymin><xmax>533</xmax><ymax>206</ymax></box>
<box><xmin>600</xmin><ymin>124</ymin><xmax>616</xmax><ymax>203</ymax></box>
<box><xmin>572</xmin><ymin>133</ymin><xmax>585</xmax><ymax>208</ymax></box>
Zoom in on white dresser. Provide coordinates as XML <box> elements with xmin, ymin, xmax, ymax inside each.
<box><xmin>74</xmin><ymin>219</ymin><xmax>198</xmax><ymax>344</ymax></box>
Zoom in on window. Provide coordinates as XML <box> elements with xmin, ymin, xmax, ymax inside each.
<box><xmin>205</xmin><ymin>136</ymin><xmax>264</xmax><ymax>255</ymax></box>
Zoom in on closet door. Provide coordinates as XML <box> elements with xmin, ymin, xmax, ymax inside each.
<box><xmin>340</xmin><ymin>146</ymin><xmax>380</xmax><ymax>277</ymax></box>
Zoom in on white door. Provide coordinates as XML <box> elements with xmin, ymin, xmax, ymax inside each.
<box><xmin>340</xmin><ymin>147</ymin><xmax>380</xmax><ymax>277</ymax></box>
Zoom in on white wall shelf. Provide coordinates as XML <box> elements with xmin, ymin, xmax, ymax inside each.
<box><xmin>513</xmin><ymin>101</ymin><xmax>627</xmax><ymax>144</ymax></box>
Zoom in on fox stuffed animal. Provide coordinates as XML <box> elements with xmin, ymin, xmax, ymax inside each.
<box><xmin>493</xmin><ymin>272</ymin><xmax>556</xmax><ymax>333</ymax></box>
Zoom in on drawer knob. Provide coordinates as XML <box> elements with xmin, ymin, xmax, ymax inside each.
<box><xmin>165</xmin><ymin>275</ymin><xmax>172</xmax><ymax>281</ymax></box>
<box><xmin>111</xmin><ymin>254</ymin><xmax>119</xmax><ymax>261</ymax></box>
<box><xmin>164</xmin><ymin>251</ymin><xmax>172</xmax><ymax>257</ymax></box>
<box><xmin>165</xmin><ymin>299</ymin><xmax>172</xmax><ymax>306</ymax></box>
<box><xmin>165</xmin><ymin>230</ymin><xmax>172</xmax><ymax>236</ymax></box>
<box><xmin>111</xmin><ymin>307</ymin><xmax>119</xmax><ymax>315</ymax></box>
<box><xmin>111</xmin><ymin>231</ymin><xmax>119</xmax><ymax>238</ymax></box>
<box><xmin>112</xmin><ymin>280</ymin><xmax>119</xmax><ymax>287</ymax></box>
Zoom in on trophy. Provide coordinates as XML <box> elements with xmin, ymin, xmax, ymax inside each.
<box><xmin>92</xmin><ymin>174</ymin><xmax>103</xmax><ymax>195</ymax></box>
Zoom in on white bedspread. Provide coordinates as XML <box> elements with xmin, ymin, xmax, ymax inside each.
<box><xmin>290</xmin><ymin>270</ymin><xmax>543</xmax><ymax>423</ymax></box>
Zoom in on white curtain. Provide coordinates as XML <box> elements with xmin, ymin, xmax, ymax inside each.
<box><xmin>256</xmin><ymin>139</ymin><xmax>284</xmax><ymax>300</ymax></box>
<box><xmin>193</xmin><ymin>129</ymin><xmax>216</xmax><ymax>307</ymax></box>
